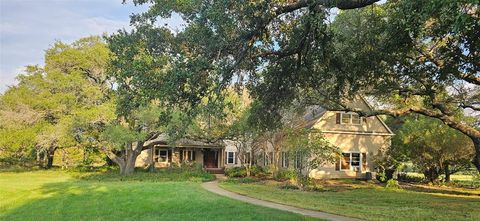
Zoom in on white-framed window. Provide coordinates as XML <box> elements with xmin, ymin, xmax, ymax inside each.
<box><xmin>227</xmin><ymin>151</ymin><xmax>235</xmax><ymax>164</ymax></box>
<box><xmin>156</xmin><ymin>149</ymin><xmax>168</xmax><ymax>162</ymax></box>
<box><xmin>281</xmin><ymin>152</ymin><xmax>288</xmax><ymax>168</ymax></box>
<box><xmin>181</xmin><ymin>150</ymin><xmax>195</xmax><ymax>162</ymax></box>
<box><xmin>340</xmin><ymin>152</ymin><xmax>363</xmax><ymax>172</ymax></box>
<box><xmin>341</xmin><ymin>113</ymin><xmax>362</xmax><ymax>125</ymax></box>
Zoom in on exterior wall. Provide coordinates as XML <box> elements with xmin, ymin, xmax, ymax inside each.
<box><xmin>304</xmin><ymin>99</ymin><xmax>393</xmax><ymax>179</ymax></box>
<box><xmin>224</xmin><ymin>140</ymin><xmax>243</xmax><ymax>168</ymax></box>
<box><xmin>309</xmin><ymin>133</ymin><xmax>391</xmax><ymax>179</ymax></box>
<box><xmin>135</xmin><ymin>147</ymin><xmax>216</xmax><ymax>168</ymax></box>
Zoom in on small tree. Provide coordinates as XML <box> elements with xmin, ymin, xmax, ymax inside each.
<box><xmin>284</xmin><ymin>129</ymin><xmax>340</xmax><ymax>190</ymax></box>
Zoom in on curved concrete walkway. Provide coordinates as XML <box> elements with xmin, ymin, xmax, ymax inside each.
<box><xmin>201</xmin><ymin>180</ymin><xmax>363</xmax><ymax>221</ymax></box>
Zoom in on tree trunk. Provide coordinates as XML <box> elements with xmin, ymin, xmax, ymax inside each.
<box><xmin>123</xmin><ymin>142</ymin><xmax>144</xmax><ymax>175</ymax></box>
<box><xmin>124</xmin><ymin>152</ymin><xmax>137</xmax><ymax>175</ymax></box>
<box><xmin>45</xmin><ymin>147</ymin><xmax>57</xmax><ymax>169</ymax></box>
<box><xmin>424</xmin><ymin>167</ymin><xmax>440</xmax><ymax>183</ymax></box>
<box><xmin>472</xmin><ymin>137</ymin><xmax>480</xmax><ymax>172</ymax></box>
<box><xmin>105</xmin><ymin>149</ymin><xmax>126</xmax><ymax>174</ymax></box>
<box><xmin>246</xmin><ymin>162</ymin><xmax>251</xmax><ymax>177</ymax></box>
<box><xmin>104</xmin><ymin>141</ymin><xmax>145</xmax><ymax>175</ymax></box>
<box><xmin>444</xmin><ymin>163</ymin><xmax>451</xmax><ymax>183</ymax></box>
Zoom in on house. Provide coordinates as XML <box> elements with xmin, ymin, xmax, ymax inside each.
<box><xmin>135</xmin><ymin>97</ymin><xmax>394</xmax><ymax>178</ymax></box>
<box><xmin>299</xmin><ymin>97</ymin><xmax>394</xmax><ymax>179</ymax></box>
<box><xmin>135</xmin><ymin>135</ymin><xmax>226</xmax><ymax>173</ymax></box>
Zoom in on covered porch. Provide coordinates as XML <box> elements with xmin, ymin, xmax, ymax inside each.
<box><xmin>136</xmin><ymin>135</ymin><xmax>226</xmax><ymax>171</ymax></box>
<box><xmin>151</xmin><ymin>145</ymin><xmax>225</xmax><ymax>169</ymax></box>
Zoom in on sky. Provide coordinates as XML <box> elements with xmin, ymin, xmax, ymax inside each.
<box><xmin>0</xmin><ymin>0</ymin><xmax>183</xmax><ymax>93</ymax></box>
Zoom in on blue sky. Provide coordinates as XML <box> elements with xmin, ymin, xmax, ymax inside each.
<box><xmin>0</xmin><ymin>0</ymin><xmax>183</xmax><ymax>93</ymax></box>
<box><xmin>0</xmin><ymin>1</ymin><xmax>386</xmax><ymax>94</ymax></box>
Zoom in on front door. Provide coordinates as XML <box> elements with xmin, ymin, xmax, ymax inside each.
<box><xmin>203</xmin><ymin>149</ymin><xmax>217</xmax><ymax>168</ymax></box>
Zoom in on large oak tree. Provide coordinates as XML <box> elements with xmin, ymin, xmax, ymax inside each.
<box><xmin>124</xmin><ymin>0</ymin><xmax>479</xmax><ymax>171</ymax></box>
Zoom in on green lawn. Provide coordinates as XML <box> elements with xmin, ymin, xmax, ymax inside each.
<box><xmin>220</xmin><ymin>180</ymin><xmax>480</xmax><ymax>221</ymax></box>
<box><xmin>0</xmin><ymin>171</ymin><xmax>319</xmax><ymax>221</ymax></box>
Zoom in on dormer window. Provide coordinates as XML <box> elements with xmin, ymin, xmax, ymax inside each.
<box><xmin>340</xmin><ymin>112</ymin><xmax>362</xmax><ymax>125</ymax></box>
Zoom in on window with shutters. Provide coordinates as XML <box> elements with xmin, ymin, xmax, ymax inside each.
<box><xmin>339</xmin><ymin>152</ymin><xmax>364</xmax><ymax>172</ymax></box>
<box><xmin>227</xmin><ymin>151</ymin><xmax>235</xmax><ymax>164</ymax></box>
<box><xmin>340</xmin><ymin>113</ymin><xmax>362</xmax><ymax>125</ymax></box>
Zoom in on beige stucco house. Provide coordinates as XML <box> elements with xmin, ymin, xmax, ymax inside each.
<box><xmin>302</xmin><ymin>98</ymin><xmax>394</xmax><ymax>179</ymax></box>
<box><xmin>135</xmin><ymin>97</ymin><xmax>393</xmax><ymax>178</ymax></box>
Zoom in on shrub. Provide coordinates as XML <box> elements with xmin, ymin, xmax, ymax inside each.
<box><xmin>385</xmin><ymin>179</ymin><xmax>401</xmax><ymax>189</ymax></box>
<box><xmin>280</xmin><ymin>183</ymin><xmax>300</xmax><ymax>190</ymax></box>
<box><xmin>397</xmin><ymin>172</ymin><xmax>425</xmax><ymax>183</ymax></box>
<box><xmin>376</xmin><ymin>171</ymin><xmax>387</xmax><ymax>183</ymax></box>
<box><xmin>275</xmin><ymin>169</ymin><xmax>297</xmax><ymax>181</ymax></box>
<box><xmin>249</xmin><ymin>165</ymin><xmax>266</xmax><ymax>177</ymax></box>
<box><xmin>225</xmin><ymin>167</ymin><xmax>247</xmax><ymax>178</ymax></box>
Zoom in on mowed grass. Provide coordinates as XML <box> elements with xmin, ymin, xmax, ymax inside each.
<box><xmin>0</xmin><ymin>171</ymin><xmax>319</xmax><ymax>221</ymax></box>
<box><xmin>220</xmin><ymin>180</ymin><xmax>480</xmax><ymax>221</ymax></box>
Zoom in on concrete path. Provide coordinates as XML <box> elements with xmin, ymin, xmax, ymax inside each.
<box><xmin>201</xmin><ymin>180</ymin><xmax>363</xmax><ymax>221</ymax></box>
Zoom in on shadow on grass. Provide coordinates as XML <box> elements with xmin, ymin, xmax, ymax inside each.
<box><xmin>401</xmin><ymin>183</ymin><xmax>480</xmax><ymax>197</ymax></box>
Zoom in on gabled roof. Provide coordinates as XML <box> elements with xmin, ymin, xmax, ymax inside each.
<box><xmin>301</xmin><ymin>105</ymin><xmax>327</xmax><ymax>129</ymax></box>
<box><xmin>359</xmin><ymin>96</ymin><xmax>394</xmax><ymax>135</ymax></box>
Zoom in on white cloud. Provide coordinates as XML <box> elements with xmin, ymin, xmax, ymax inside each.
<box><xmin>0</xmin><ymin>0</ymin><xmax>151</xmax><ymax>93</ymax></box>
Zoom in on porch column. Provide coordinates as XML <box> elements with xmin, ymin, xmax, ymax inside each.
<box><xmin>220</xmin><ymin>149</ymin><xmax>224</xmax><ymax>168</ymax></box>
<box><xmin>150</xmin><ymin>145</ymin><xmax>155</xmax><ymax>171</ymax></box>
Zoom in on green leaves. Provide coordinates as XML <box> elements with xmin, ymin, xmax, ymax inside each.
<box><xmin>102</xmin><ymin>125</ymin><xmax>146</xmax><ymax>150</ymax></box>
<box><xmin>284</xmin><ymin>128</ymin><xmax>340</xmax><ymax>169</ymax></box>
<box><xmin>392</xmin><ymin>115</ymin><xmax>475</xmax><ymax>177</ymax></box>
<box><xmin>0</xmin><ymin>36</ymin><xmax>113</xmax><ymax>164</ymax></box>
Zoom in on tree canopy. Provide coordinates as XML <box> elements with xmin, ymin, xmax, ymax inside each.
<box><xmin>392</xmin><ymin>115</ymin><xmax>474</xmax><ymax>182</ymax></box>
<box><xmin>0</xmin><ymin>36</ymin><xmax>114</xmax><ymax>168</ymax></box>
<box><xmin>118</xmin><ymin>0</ymin><xmax>479</xmax><ymax>171</ymax></box>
